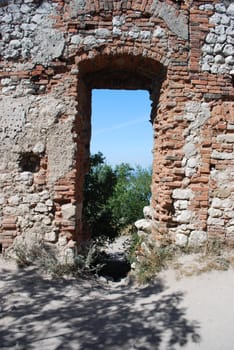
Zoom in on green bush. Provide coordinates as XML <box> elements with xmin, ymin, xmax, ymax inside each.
<box><xmin>83</xmin><ymin>153</ymin><xmax>152</xmax><ymax>242</ymax></box>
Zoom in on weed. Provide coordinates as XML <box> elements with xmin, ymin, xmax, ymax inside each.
<box><xmin>11</xmin><ymin>240</ymin><xmax>101</xmax><ymax>279</ymax></box>
<box><xmin>128</xmin><ymin>234</ymin><xmax>174</xmax><ymax>284</ymax></box>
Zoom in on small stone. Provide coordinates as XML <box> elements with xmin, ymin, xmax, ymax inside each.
<box><xmin>95</xmin><ymin>28</ymin><xmax>111</xmax><ymax>38</ymax></box>
<box><xmin>83</xmin><ymin>36</ymin><xmax>97</xmax><ymax>47</ymax></box>
<box><xmin>223</xmin><ymin>44</ymin><xmax>234</xmax><ymax>57</ymax></box>
<box><xmin>202</xmin><ymin>44</ymin><xmax>214</xmax><ymax>54</ymax></box>
<box><xmin>183</xmin><ymin>142</ymin><xmax>197</xmax><ymax>158</ymax></box>
<box><xmin>217</xmin><ymin>134</ymin><xmax>234</xmax><ymax>143</ymax></box>
<box><xmin>140</xmin><ymin>30</ymin><xmax>151</xmax><ymax>39</ymax></box>
<box><xmin>201</xmin><ymin>63</ymin><xmax>211</xmax><ymax>71</ymax></box>
<box><xmin>112</xmin><ymin>15</ymin><xmax>125</xmax><ymax>26</ymax></box>
<box><xmin>8</xmin><ymin>195</ymin><xmax>21</xmax><ymax>206</ymax></box>
<box><xmin>226</xmin><ymin>211</ymin><xmax>234</xmax><ymax>219</ymax></box>
<box><xmin>0</xmin><ymin>194</ymin><xmax>5</xmax><ymax>205</ymax></box>
<box><xmin>128</xmin><ymin>30</ymin><xmax>139</xmax><ymax>39</ymax></box>
<box><xmin>20</xmin><ymin>4</ymin><xmax>31</xmax><ymax>13</ymax></box>
<box><xmin>34</xmin><ymin>203</ymin><xmax>48</xmax><ymax>213</ymax></box>
<box><xmin>135</xmin><ymin>219</ymin><xmax>152</xmax><ymax>233</ymax></box>
<box><xmin>210</xmin><ymin>13</ymin><xmax>222</xmax><ymax>25</ymax></box>
<box><xmin>153</xmin><ymin>26</ymin><xmax>165</xmax><ymax>38</ymax></box>
<box><xmin>185</xmin><ymin>167</ymin><xmax>196</xmax><ymax>178</ymax></box>
<box><xmin>227</xmin><ymin>3</ymin><xmax>234</xmax><ymax>17</ymax></box>
<box><xmin>207</xmin><ymin>218</ymin><xmax>225</xmax><ymax>226</ymax></box>
<box><xmin>31</xmin><ymin>14</ymin><xmax>43</xmax><ymax>24</ymax></box>
<box><xmin>71</xmin><ymin>35</ymin><xmax>82</xmax><ymax>45</ymax></box>
<box><xmin>214</xmin><ymin>54</ymin><xmax>225</xmax><ymax>64</ymax></box>
<box><xmin>175</xmin><ymin>233</ymin><xmax>188</xmax><ymax>247</ymax></box>
<box><xmin>18</xmin><ymin>172</ymin><xmax>33</xmax><ymax>185</ymax></box>
<box><xmin>214</xmin><ymin>25</ymin><xmax>226</xmax><ymax>36</ymax></box>
<box><xmin>212</xmin><ymin>150</ymin><xmax>234</xmax><ymax>160</ymax></box>
<box><xmin>213</xmin><ymin>188</ymin><xmax>231</xmax><ymax>199</ymax></box>
<box><xmin>2</xmin><ymin>14</ymin><xmax>12</xmax><ymax>23</ymax></box>
<box><xmin>221</xmin><ymin>15</ymin><xmax>230</xmax><ymax>26</ymax></box>
<box><xmin>113</xmin><ymin>27</ymin><xmax>122</xmax><ymax>36</ymax></box>
<box><xmin>58</xmin><ymin>236</ymin><xmax>67</xmax><ymax>247</ymax></box>
<box><xmin>188</xmin><ymin>231</ymin><xmax>207</xmax><ymax>247</ymax></box>
<box><xmin>212</xmin><ymin>198</ymin><xmax>222</xmax><ymax>209</ymax></box>
<box><xmin>174</xmin><ymin>200</ymin><xmax>188</xmax><ymax>210</ymax></box>
<box><xmin>215</xmin><ymin>3</ymin><xmax>226</xmax><ymax>13</ymax></box>
<box><xmin>203</xmin><ymin>55</ymin><xmax>214</xmax><ymax>63</ymax></box>
<box><xmin>42</xmin><ymin>217</ymin><xmax>51</xmax><ymax>225</ymax></box>
<box><xmin>172</xmin><ymin>189</ymin><xmax>193</xmax><ymax>200</ymax></box>
<box><xmin>217</xmin><ymin>34</ymin><xmax>227</xmax><ymax>44</ymax></box>
<box><xmin>143</xmin><ymin>206</ymin><xmax>154</xmax><ymax>219</ymax></box>
<box><xmin>187</xmin><ymin>158</ymin><xmax>198</xmax><ymax>168</ymax></box>
<box><xmin>208</xmin><ymin>208</ymin><xmax>222</xmax><ymax>218</ymax></box>
<box><xmin>214</xmin><ymin>43</ymin><xmax>224</xmax><ymax>54</ymax></box>
<box><xmin>33</xmin><ymin>142</ymin><xmax>45</xmax><ymax>155</ymax></box>
<box><xmin>227</xmin><ymin>227</ymin><xmax>234</xmax><ymax>235</ymax></box>
<box><xmin>46</xmin><ymin>199</ymin><xmax>53</xmax><ymax>208</ymax></box>
<box><xmin>1</xmin><ymin>78</ymin><xmax>12</xmax><ymax>86</ymax></box>
<box><xmin>199</xmin><ymin>4</ymin><xmax>213</xmax><ymax>11</ymax></box>
<box><xmin>9</xmin><ymin>40</ymin><xmax>21</xmax><ymax>49</ymax></box>
<box><xmin>40</xmin><ymin>190</ymin><xmax>50</xmax><ymax>201</ymax></box>
<box><xmin>36</xmin><ymin>2</ymin><xmax>52</xmax><ymax>14</ymax></box>
<box><xmin>44</xmin><ymin>231</ymin><xmax>57</xmax><ymax>242</ymax></box>
<box><xmin>64</xmin><ymin>248</ymin><xmax>75</xmax><ymax>264</ymax></box>
<box><xmin>176</xmin><ymin>210</ymin><xmax>193</xmax><ymax>224</ymax></box>
<box><xmin>210</xmin><ymin>64</ymin><xmax>219</xmax><ymax>74</ymax></box>
<box><xmin>61</xmin><ymin>203</ymin><xmax>76</xmax><ymax>221</ymax></box>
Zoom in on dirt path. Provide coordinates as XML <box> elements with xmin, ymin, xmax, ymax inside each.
<box><xmin>1</xmin><ymin>255</ymin><xmax>234</xmax><ymax>350</ymax></box>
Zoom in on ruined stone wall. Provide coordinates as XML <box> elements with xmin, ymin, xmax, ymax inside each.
<box><xmin>0</xmin><ymin>0</ymin><xmax>233</xmax><ymax>254</ymax></box>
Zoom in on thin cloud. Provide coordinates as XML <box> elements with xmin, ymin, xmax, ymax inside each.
<box><xmin>93</xmin><ymin>117</ymin><xmax>149</xmax><ymax>136</ymax></box>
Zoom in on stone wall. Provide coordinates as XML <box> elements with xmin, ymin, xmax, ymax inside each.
<box><xmin>0</xmin><ymin>0</ymin><xmax>233</xmax><ymax>254</ymax></box>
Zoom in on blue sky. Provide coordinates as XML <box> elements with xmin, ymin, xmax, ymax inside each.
<box><xmin>91</xmin><ymin>89</ymin><xmax>152</xmax><ymax>168</ymax></box>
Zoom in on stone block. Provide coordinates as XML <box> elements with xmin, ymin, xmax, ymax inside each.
<box><xmin>34</xmin><ymin>203</ymin><xmax>48</xmax><ymax>213</ymax></box>
<box><xmin>61</xmin><ymin>203</ymin><xmax>76</xmax><ymax>221</ymax></box>
<box><xmin>175</xmin><ymin>233</ymin><xmax>188</xmax><ymax>247</ymax></box>
<box><xmin>172</xmin><ymin>189</ymin><xmax>193</xmax><ymax>200</ymax></box>
<box><xmin>208</xmin><ymin>208</ymin><xmax>222</xmax><ymax>218</ymax></box>
<box><xmin>188</xmin><ymin>231</ymin><xmax>207</xmax><ymax>247</ymax></box>
<box><xmin>135</xmin><ymin>219</ymin><xmax>152</xmax><ymax>233</ymax></box>
<box><xmin>176</xmin><ymin>210</ymin><xmax>193</xmax><ymax>224</ymax></box>
<box><xmin>143</xmin><ymin>206</ymin><xmax>154</xmax><ymax>220</ymax></box>
<box><xmin>174</xmin><ymin>200</ymin><xmax>188</xmax><ymax>210</ymax></box>
<box><xmin>44</xmin><ymin>231</ymin><xmax>57</xmax><ymax>242</ymax></box>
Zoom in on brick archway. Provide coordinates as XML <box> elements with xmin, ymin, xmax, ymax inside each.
<box><xmin>74</xmin><ymin>52</ymin><xmax>167</xmax><ymax>241</ymax></box>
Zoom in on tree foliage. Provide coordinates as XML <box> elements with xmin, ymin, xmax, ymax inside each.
<box><xmin>83</xmin><ymin>152</ymin><xmax>152</xmax><ymax>241</ymax></box>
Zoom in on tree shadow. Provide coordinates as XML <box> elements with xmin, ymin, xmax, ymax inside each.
<box><xmin>0</xmin><ymin>264</ymin><xmax>201</xmax><ymax>350</ymax></box>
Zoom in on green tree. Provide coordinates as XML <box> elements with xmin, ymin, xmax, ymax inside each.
<box><xmin>83</xmin><ymin>152</ymin><xmax>118</xmax><ymax>241</ymax></box>
<box><xmin>83</xmin><ymin>152</ymin><xmax>152</xmax><ymax>241</ymax></box>
<box><xmin>109</xmin><ymin>164</ymin><xmax>152</xmax><ymax>229</ymax></box>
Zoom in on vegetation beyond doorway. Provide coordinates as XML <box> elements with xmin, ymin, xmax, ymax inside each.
<box><xmin>83</xmin><ymin>152</ymin><xmax>152</xmax><ymax>242</ymax></box>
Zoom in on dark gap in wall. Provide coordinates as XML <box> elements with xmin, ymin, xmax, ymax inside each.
<box><xmin>0</xmin><ymin>243</ymin><xmax>2</xmax><ymax>254</ymax></box>
<box><xmin>19</xmin><ymin>152</ymin><xmax>41</xmax><ymax>173</ymax></box>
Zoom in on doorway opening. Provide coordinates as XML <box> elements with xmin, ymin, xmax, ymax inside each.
<box><xmin>91</xmin><ymin>89</ymin><xmax>152</xmax><ymax>168</ymax></box>
<box><xmin>86</xmin><ymin>89</ymin><xmax>152</xmax><ymax>280</ymax></box>
<box><xmin>76</xmin><ymin>53</ymin><xmax>167</xmax><ymax>245</ymax></box>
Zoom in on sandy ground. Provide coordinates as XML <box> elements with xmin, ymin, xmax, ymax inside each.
<box><xmin>1</xmin><ymin>253</ymin><xmax>234</xmax><ymax>350</ymax></box>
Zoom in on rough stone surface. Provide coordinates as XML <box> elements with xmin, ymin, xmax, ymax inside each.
<box><xmin>135</xmin><ymin>219</ymin><xmax>152</xmax><ymax>234</ymax></box>
<box><xmin>175</xmin><ymin>233</ymin><xmax>188</xmax><ymax>248</ymax></box>
<box><xmin>201</xmin><ymin>3</ymin><xmax>234</xmax><ymax>74</ymax></box>
<box><xmin>188</xmin><ymin>231</ymin><xmax>207</xmax><ymax>247</ymax></box>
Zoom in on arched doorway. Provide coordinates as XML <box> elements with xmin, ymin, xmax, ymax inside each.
<box><xmin>75</xmin><ymin>53</ymin><xmax>167</xmax><ymax>241</ymax></box>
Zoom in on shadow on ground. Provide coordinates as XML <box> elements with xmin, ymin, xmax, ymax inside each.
<box><xmin>0</xmin><ymin>264</ymin><xmax>200</xmax><ymax>350</ymax></box>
